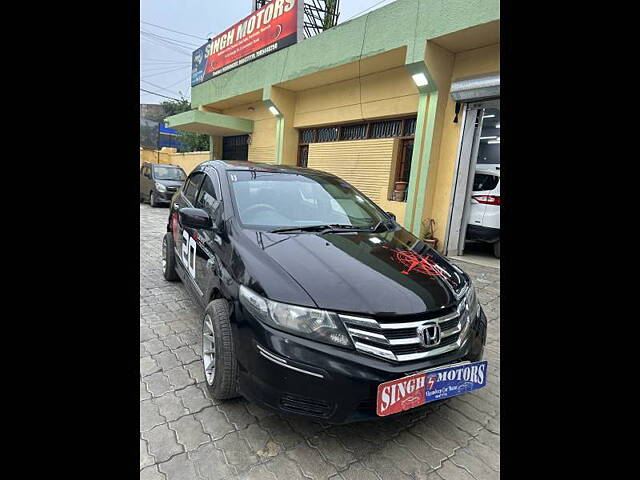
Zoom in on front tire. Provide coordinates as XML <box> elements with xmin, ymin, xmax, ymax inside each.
<box><xmin>202</xmin><ymin>299</ymin><xmax>239</xmax><ymax>400</ymax></box>
<box><xmin>162</xmin><ymin>233</ymin><xmax>179</xmax><ymax>281</ymax></box>
<box><xmin>150</xmin><ymin>191</ymin><xmax>158</xmax><ymax>207</ymax></box>
<box><xmin>493</xmin><ymin>240</ymin><xmax>500</xmax><ymax>258</ymax></box>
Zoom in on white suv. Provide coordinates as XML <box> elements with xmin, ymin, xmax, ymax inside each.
<box><xmin>466</xmin><ymin>169</ymin><xmax>500</xmax><ymax>258</ymax></box>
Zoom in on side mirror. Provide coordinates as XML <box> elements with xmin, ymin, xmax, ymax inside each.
<box><xmin>386</xmin><ymin>211</ymin><xmax>397</xmax><ymax>221</ymax></box>
<box><xmin>179</xmin><ymin>208</ymin><xmax>213</xmax><ymax>229</ymax></box>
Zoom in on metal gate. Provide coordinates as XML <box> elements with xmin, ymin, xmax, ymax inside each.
<box><xmin>222</xmin><ymin>135</ymin><xmax>249</xmax><ymax>160</ymax></box>
<box><xmin>444</xmin><ymin>99</ymin><xmax>500</xmax><ymax>256</ymax></box>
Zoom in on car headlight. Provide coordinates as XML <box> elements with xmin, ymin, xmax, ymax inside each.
<box><xmin>155</xmin><ymin>183</ymin><xmax>167</xmax><ymax>192</ymax></box>
<box><xmin>239</xmin><ymin>285</ymin><xmax>353</xmax><ymax>348</ymax></box>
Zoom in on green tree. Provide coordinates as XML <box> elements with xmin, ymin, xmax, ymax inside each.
<box><xmin>159</xmin><ymin>98</ymin><xmax>210</xmax><ymax>153</ymax></box>
<box><xmin>323</xmin><ymin>0</ymin><xmax>339</xmax><ymax>30</ymax></box>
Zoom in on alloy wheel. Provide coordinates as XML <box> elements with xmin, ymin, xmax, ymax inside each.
<box><xmin>202</xmin><ymin>315</ymin><xmax>216</xmax><ymax>385</ymax></box>
<box><xmin>161</xmin><ymin>236</ymin><xmax>167</xmax><ymax>273</ymax></box>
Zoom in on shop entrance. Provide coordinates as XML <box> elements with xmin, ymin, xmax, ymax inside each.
<box><xmin>222</xmin><ymin>135</ymin><xmax>249</xmax><ymax>160</ymax></box>
<box><xmin>444</xmin><ymin>99</ymin><xmax>500</xmax><ymax>264</ymax></box>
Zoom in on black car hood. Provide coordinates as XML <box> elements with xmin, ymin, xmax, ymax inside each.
<box><xmin>244</xmin><ymin>226</ymin><xmax>468</xmax><ymax>317</ymax></box>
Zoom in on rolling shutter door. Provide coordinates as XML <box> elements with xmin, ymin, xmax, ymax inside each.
<box><xmin>307</xmin><ymin>138</ymin><xmax>396</xmax><ymax>204</ymax></box>
<box><xmin>450</xmin><ymin>72</ymin><xmax>500</xmax><ymax>102</ymax></box>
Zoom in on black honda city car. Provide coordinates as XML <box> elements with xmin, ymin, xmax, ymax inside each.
<box><xmin>162</xmin><ymin>161</ymin><xmax>488</xmax><ymax>423</ymax></box>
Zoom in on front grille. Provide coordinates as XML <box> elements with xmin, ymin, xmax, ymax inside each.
<box><xmin>166</xmin><ymin>186</ymin><xmax>178</xmax><ymax>192</ymax></box>
<box><xmin>280</xmin><ymin>394</ymin><xmax>332</xmax><ymax>417</ymax></box>
<box><xmin>340</xmin><ymin>299</ymin><xmax>475</xmax><ymax>363</ymax></box>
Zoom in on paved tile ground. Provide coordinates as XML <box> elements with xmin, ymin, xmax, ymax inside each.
<box><xmin>140</xmin><ymin>203</ymin><xmax>500</xmax><ymax>480</ymax></box>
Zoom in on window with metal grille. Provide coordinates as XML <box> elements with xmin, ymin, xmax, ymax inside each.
<box><xmin>370</xmin><ymin>119</ymin><xmax>403</xmax><ymax>139</ymax></box>
<box><xmin>341</xmin><ymin>124</ymin><xmax>367</xmax><ymax>140</ymax></box>
<box><xmin>317</xmin><ymin>127</ymin><xmax>339</xmax><ymax>142</ymax></box>
<box><xmin>300</xmin><ymin>129</ymin><xmax>315</xmax><ymax>144</ymax></box>
<box><xmin>403</xmin><ymin>118</ymin><xmax>417</xmax><ymax>137</ymax></box>
<box><xmin>298</xmin><ymin>116</ymin><xmax>417</xmax><ymax>144</ymax></box>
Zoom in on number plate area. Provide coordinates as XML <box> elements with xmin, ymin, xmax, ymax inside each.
<box><xmin>376</xmin><ymin>360</ymin><xmax>488</xmax><ymax>416</ymax></box>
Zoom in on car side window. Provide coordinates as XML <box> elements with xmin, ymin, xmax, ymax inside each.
<box><xmin>183</xmin><ymin>172</ymin><xmax>204</xmax><ymax>205</ymax></box>
<box><xmin>473</xmin><ymin>173</ymin><xmax>499</xmax><ymax>191</ymax></box>
<box><xmin>195</xmin><ymin>175</ymin><xmax>219</xmax><ymax>211</ymax></box>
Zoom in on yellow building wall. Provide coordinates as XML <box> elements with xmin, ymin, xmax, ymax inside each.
<box><xmin>139</xmin><ymin>148</ymin><xmax>210</xmax><ymax>174</ymax></box>
<box><xmin>426</xmin><ymin>43</ymin><xmax>500</xmax><ymax>250</ymax></box>
<box><xmin>161</xmin><ymin>152</ymin><xmax>210</xmax><ymax>174</ymax></box>
<box><xmin>293</xmin><ymin>67</ymin><xmax>419</xmax><ymax>128</ymax></box>
<box><xmin>307</xmin><ymin>138</ymin><xmax>406</xmax><ymax>225</ymax></box>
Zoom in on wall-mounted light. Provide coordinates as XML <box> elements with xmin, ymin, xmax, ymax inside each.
<box><xmin>411</xmin><ymin>73</ymin><xmax>429</xmax><ymax>87</ymax></box>
<box><xmin>488</xmin><ymin>139</ymin><xmax>500</xmax><ymax>144</ymax></box>
<box><xmin>480</xmin><ymin>136</ymin><xmax>497</xmax><ymax>140</ymax></box>
<box><xmin>268</xmin><ymin>105</ymin><xmax>280</xmax><ymax>116</ymax></box>
<box><xmin>483</xmin><ymin>114</ymin><xmax>495</xmax><ymax>119</ymax></box>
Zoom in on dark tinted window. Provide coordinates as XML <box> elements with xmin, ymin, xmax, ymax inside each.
<box><xmin>195</xmin><ymin>175</ymin><xmax>219</xmax><ymax>210</ymax></box>
<box><xmin>183</xmin><ymin>172</ymin><xmax>204</xmax><ymax>205</ymax></box>
<box><xmin>473</xmin><ymin>173</ymin><xmax>499</xmax><ymax>191</ymax></box>
<box><xmin>227</xmin><ymin>170</ymin><xmax>387</xmax><ymax>230</ymax></box>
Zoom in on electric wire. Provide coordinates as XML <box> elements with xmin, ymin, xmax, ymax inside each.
<box><xmin>139</xmin><ymin>88</ymin><xmax>182</xmax><ymax>102</ymax></box>
<box><xmin>341</xmin><ymin>0</ymin><xmax>393</xmax><ymax>23</ymax></box>
<box><xmin>141</xmin><ymin>30</ymin><xmax>200</xmax><ymax>48</ymax></box>
<box><xmin>140</xmin><ymin>20</ymin><xmax>208</xmax><ymax>41</ymax></box>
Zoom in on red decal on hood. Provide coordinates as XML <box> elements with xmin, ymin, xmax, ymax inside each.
<box><xmin>383</xmin><ymin>246</ymin><xmax>450</xmax><ymax>278</ymax></box>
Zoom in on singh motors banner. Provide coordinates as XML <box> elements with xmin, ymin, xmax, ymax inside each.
<box><xmin>192</xmin><ymin>0</ymin><xmax>303</xmax><ymax>86</ymax></box>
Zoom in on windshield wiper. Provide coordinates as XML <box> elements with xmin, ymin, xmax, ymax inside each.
<box><xmin>270</xmin><ymin>224</ymin><xmax>333</xmax><ymax>233</ymax></box>
<box><xmin>270</xmin><ymin>224</ymin><xmax>370</xmax><ymax>234</ymax></box>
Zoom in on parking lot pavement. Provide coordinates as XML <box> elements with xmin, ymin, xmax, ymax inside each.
<box><xmin>140</xmin><ymin>203</ymin><xmax>500</xmax><ymax>480</ymax></box>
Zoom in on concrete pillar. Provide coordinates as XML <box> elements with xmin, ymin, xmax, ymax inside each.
<box><xmin>209</xmin><ymin>135</ymin><xmax>223</xmax><ymax>160</ymax></box>
<box><xmin>262</xmin><ymin>86</ymin><xmax>298</xmax><ymax>165</ymax></box>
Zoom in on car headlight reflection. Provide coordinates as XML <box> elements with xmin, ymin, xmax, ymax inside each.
<box><xmin>466</xmin><ymin>280</ymin><xmax>478</xmax><ymax>314</ymax></box>
<box><xmin>459</xmin><ymin>280</ymin><xmax>479</xmax><ymax>339</ymax></box>
<box><xmin>239</xmin><ymin>285</ymin><xmax>353</xmax><ymax>348</ymax></box>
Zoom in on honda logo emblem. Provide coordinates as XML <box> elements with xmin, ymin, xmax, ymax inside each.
<box><xmin>417</xmin><ymin>323</ymin><xmax>441</xmax><ymax>347</ymax></box>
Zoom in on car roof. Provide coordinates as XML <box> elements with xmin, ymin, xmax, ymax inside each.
<box><xmin>199</xmin><ymin>160</ymin><xmax>334</xmax><ymax>177</ymax></box>
<box><xmin>149</xmin><ymin>163</ymin><xmax>182</xmax><ymax>168</ymax></box>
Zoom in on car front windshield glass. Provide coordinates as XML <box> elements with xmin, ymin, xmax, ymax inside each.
<box><xmin>154</xmin><ymin>167</ymin><xmax>186</xmax><ymax>181</ymax></box>
<box><xmin>227</xmin><ymin>170</ymin><xmax>387</xmax><ymax>230</ymax></box>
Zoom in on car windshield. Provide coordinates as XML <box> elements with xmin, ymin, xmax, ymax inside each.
<box><xmin>227</xmin><ymin>170</ymin><xmax>388</xmax><ymax>231</ymax></box>
<box><xmin>154</xmin><ymin>166</ymin><xmax>186</xmax><ymax>181</ymax></box>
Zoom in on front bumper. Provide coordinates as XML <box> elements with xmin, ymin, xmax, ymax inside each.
<box><xmin>233</xmin><ymin>304</ymin><xmax>487</xmax><ymax>424</ymax></box>
<box><xmin>466</xmin><ymin>224</ymin><xmax>499</xmax><ymax>243</ymax></box>
<box><xmin>155</xmin><ymin>189</ymin><xmax>177</xmax><ymax>203</ymax></box>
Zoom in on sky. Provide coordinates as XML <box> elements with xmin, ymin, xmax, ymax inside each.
<box><xmin>140</xmin><ymin>0</ymin><xmax>397</xmax><ymax>105</ymax></box>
